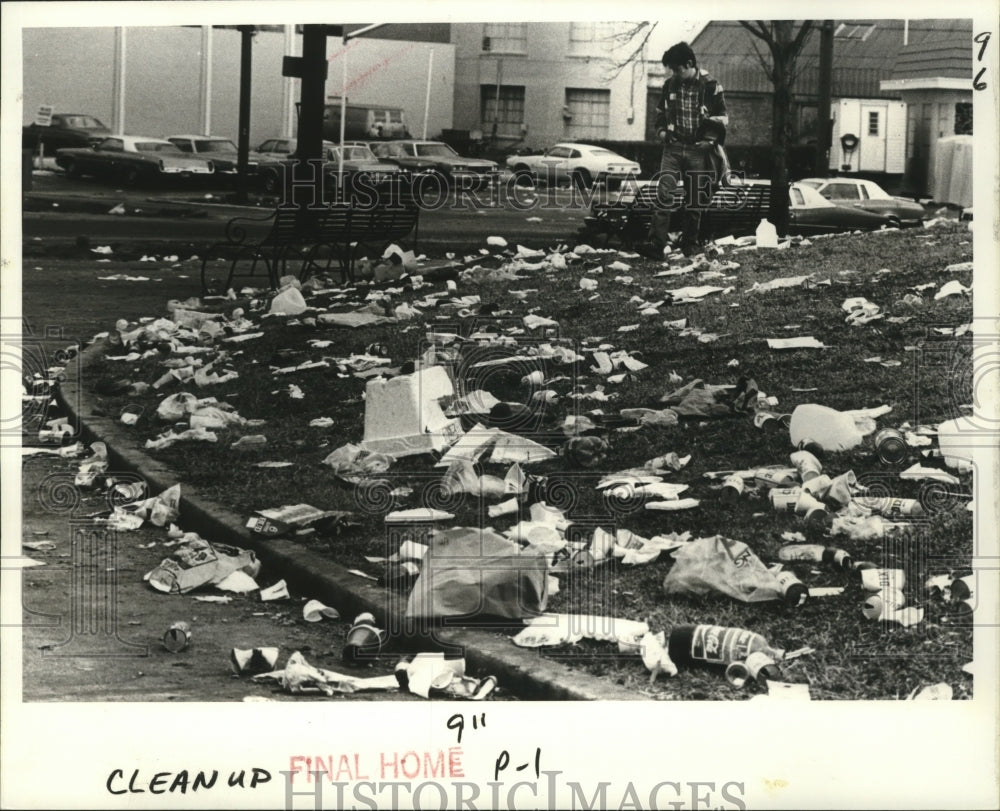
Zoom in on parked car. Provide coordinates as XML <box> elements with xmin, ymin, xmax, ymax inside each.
<box><xmin>506</xmin><ymin>143</ymin><xmax>641</xmax><ymax>189</ymax></box>
<box><xmin>254</xmin><ymin>137</ymin><xmax>297</xmax><ymax>160</ymax></box>
<box><xmin>23</xmin><ymin>113</ymin><xmax>111</xmax><ymax>153</ymax></box>
<box><xmin>582</xmin><ymin>179</ymin><xmax>891</xmax><ymax>244</ymax></box>
<box><xmin>165</xmin><ymin>135</ymin><xmax>264</xmax><ymax>176</ymax></box>
<box><xmin>796</xmin><ymin>177</ymin><xmax>927</xmax><ymax>227</ymax></box>
<box><xmin>55</xmin><ymin>135</ymin><xmax>216</xmax><ymax>185</ymax></box>
<box><xmin>786</xmin><ymin>181</ymin><xmax>895</xmax><ymax>234</ymax></box>
<box><xmin>255</xmin><ymin>140</ymin><xmax>402</xmax><ymax>194</ymax></box>
<box><xmin>369</xmin><ymin>140</ymin><xmax>498</xmax><ymax>188</ymax></box>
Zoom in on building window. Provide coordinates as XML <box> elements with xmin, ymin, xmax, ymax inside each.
<box><xmin>568</xmin><ymin>22</ymin><xmax>618</xmax><ymax>56</ymax></box>
<box><xmin>955</xmin><ymin>102</ymin><xmax>973</xmax><ymax>134</ymax></box>
<box><xmin>482</xmin><ymin>23</ymin><xmax>527</xmax><ymax>55</ymax></box>
<box><xmin>565</xmin><ymin>88</ymin><xmax>611</xmax><ymax>138</ymax></box>
<box><xmin>480</xmin><ymin>85</ymin><xmax>526</xmax><ymax>138</ymax></box>
<box><xmin>868</xmin><ymin>111</ymin><xmax>879</xmax><ymax>136</ymax></box>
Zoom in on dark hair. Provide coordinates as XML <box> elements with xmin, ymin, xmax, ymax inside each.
<box><xmin>662</xmin><ymin>42</ymin><xmax>697</xmax><ymax>70</ymax></box>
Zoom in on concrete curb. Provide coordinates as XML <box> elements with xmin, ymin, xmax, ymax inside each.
<box><xmin>57</xmin><ymin>341</ymin><xmax>643</xmax><ymax>701</ymax></box>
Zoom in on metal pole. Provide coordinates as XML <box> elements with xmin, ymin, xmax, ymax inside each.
<box><xmin>200</xmin><ymin>26</ymin><xmax>213</xmax><ymax>134</ymax></box>
<box><xmin>281</xmin><ymin>25</ymin><xmax>296</xmax><ymax>138</ymax></box>
<box><xmin>815</xmin><ymin>20</ymin><xmax>834</xmax><ymax>177</ymax></box>
<box><xmin>297</xmin><ymin>25</ymin><xmax>328</xmax><ymax>208</ymax></box>
<box><xmin>113</xmin><ymin>28</ymin><xmax>126</xmax><ymax>135</ymax></box>
<box><xmin>339</xmin><ymin>43</ymin><xmax>347</xmax><ymax>188</ymax></box>
<box><xmin>236</xmin><ymin>26</ymin><xmax>253</xmax><ymax>203</ymax></box>
<box><xmin>493</xmin><ymin>59</ymin><xmax>502</xmax><ymax>139</ymax></box>
<box><xmin>422</xmin><ymin>49</ymin><xmax>434</xmax><ymax>140</ymax></box>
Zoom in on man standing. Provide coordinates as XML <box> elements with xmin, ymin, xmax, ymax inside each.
<box><xmin>645</xmin><ymin>42</ymin><xmax>729</xmax><ymax>258</ymax></box>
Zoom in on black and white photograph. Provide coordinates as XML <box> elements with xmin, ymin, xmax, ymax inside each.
<box><xmin>2</xmin><ymin>1</ymin><xmax>998</xmax><ymax>808</ymax></box>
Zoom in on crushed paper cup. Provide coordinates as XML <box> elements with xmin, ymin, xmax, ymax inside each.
<box><xmin>303</xmin><ymin>599</ymin><xmax>340</xmax><ymax>622</ymax></box>
<box><xmin>259</xmin><ymin>580</ymin><xmax>290</xmax><ymax>601</ymax></box>
<box><xmin>231</xmin><ymin>647</ymin><xmax>280</xmax><ymax>675</ymax></box>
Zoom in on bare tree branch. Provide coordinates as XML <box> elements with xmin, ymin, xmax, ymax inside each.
<box><xmin>739</xmin><ymin>20</ymin><xmax>772</xmax><ymax>45</ymax></box>
<box><xmin>791</xmin><ymin>20</ymin><xmax>815</xmax><ymax>54</ymax></box>
<box><xmin>747</xmin><ymin>37</ymin><xmax>774</xmax><ymax>81</ymax></box>
<box><xmin>603</xmin><ymin>21</ymin><xmax>658</xmax><ymax>82</ymax></box>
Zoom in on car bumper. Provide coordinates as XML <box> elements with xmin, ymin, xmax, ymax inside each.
<box><xmin>159</xmin><ymin>167</ymin><xmax>215</xmax><ymax>175</ymax></box>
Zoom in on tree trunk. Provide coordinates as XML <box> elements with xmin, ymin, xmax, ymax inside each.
<box><xmin>769</xmin><ymin>22</ymin><xmax>793</xmax><ymax>236</ymax></box>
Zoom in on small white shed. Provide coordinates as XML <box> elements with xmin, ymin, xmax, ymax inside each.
<box><xmin>829</xmin><ymin>98</ymin><xmax>907</xmax><ymax>173</ymax></box>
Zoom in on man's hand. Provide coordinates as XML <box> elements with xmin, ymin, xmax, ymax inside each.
<box><xmin>657</xmin><ymin>128</ymin><xmax>676</xmax><ymax>144</ymax></box>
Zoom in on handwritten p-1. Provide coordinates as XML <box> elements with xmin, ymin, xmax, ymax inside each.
<box><xmin>495</xmin><ymin>748</ymin><xmax>541</xmax><ymax>780</ymax></box>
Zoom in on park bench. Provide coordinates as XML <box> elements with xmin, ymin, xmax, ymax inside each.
<box><xmin>200</xmin><ymin>181</ymin><xmax>420</xmax><ymax>294</ymax></box>
<box><xmin>581</xmin><ymin>180</ymin><xmax>771</xmax><ymax>248</ymax></box>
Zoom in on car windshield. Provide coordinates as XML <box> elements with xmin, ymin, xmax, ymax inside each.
<box><xmin>134</xmin><ymin>141</ymin><xmax>184</xmax><ymax>154</ymax></box>
<box><xmin>415</xmin><ymin>143</ymin><xmax>459</xmax><ymax>158</ymax></box>
<box><xmin>195</xmin><ymin>140</ymin><xmax>238</xmax><ymax>153</ymax></box>
<box><xmin>61</xmin><ymin>115</ymin><xmax>107</xmax><ymax>129</ymax></box>
<box><xmin>331</xmin><ymin>146</ymin><xmax>377</xmax><ymax>160</ymax></box>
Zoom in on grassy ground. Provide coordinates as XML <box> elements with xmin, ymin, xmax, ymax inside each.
<box><xmin>86</xmin><ymin>221</ymin><xmax>975</xmax><ymax>700</ymax></box>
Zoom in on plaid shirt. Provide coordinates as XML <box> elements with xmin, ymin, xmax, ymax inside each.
<box><xmin>655</xmin><ymin>69</ymin><xmax>728</xmax><ymax>142</ymax></box>
<box><xmin>673</xmin><ymin>79</ymin><xmax>700</xmax><ymax>138</ymax></box>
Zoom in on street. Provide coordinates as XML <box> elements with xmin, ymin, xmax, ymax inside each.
<box><xmin>23</xmin><ymin>168</ymin><xmax>596</xmax><ymax>251</ymax></box>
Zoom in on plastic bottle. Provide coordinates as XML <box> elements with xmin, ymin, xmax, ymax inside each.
<box><xmin>667</xmin><ymin>624</ymin><xmax>785</xmax><ymax>668</ymax></box>
<box><xmin>755</xmin><ymin>218</ymin><xmax>779</xmax><ymax>248</ymax></box>
<box><xmin>778</xmin><ymin>544</ymin><xmax>853</xmax><ymax>570</ymax></box>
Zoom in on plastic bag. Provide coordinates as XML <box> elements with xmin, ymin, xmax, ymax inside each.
<box><xmin>662</xmin><ymin>535</ymin><xmax>783</xmax><ymax>603</ymax></box>
<box><xmin>405</xmin><ymin>527</ymin><xmax>548</xmax><ymax>621</ymax></box>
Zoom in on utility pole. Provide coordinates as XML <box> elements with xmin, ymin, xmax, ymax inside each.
<box><xmin>815</xmin><ymin>20</ymin><xmax>834</xmax><ymax>177</ymax></box>
<box><xmin>235</xmin><ymin>26</ymin><xmax>253</xmax><ymax>204</ymax></box>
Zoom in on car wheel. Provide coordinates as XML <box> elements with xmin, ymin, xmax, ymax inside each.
<box><xmin>64</xmin><ymin>159</ymin><xmax>81</xmax><ymax>179</ymax></box>
<box><xmin>512</xmin><ymin>165</ymin><xmax>535</xmax><ymax>187</ymax></box>
<box><xmin>572</xmin><ymin>169</ymin><xmax>592</xmax><ymax>190</ymax></box>
<box><xmin>887</xmin><ymin>216</ymin><xmax>902</xmax><ymax>229</ymax></box>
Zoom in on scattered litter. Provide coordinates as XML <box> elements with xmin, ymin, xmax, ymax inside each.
<box><xmin>766</xmin><ymin>336</ymin><xmax>826</xmax><ymax>350</ymax></box>
<box><xmin>663</xmin><ymin>537</ymin><xmax>783</xmax><ymax>602</ymax></box>
<box><xmin>254</xmin><ymin>651</ymin><xmax>399</xmax><ymax>695</ymax></box>
<box><xmin>231</xmin><ymin>647</ymin><xmax>279</xmax><ymax>675</ymax></box>
<box><xmin>260</xmin><ymin>580</ymin><xmax>290</xmax><ymax>601</ymax></box>
<box><xmin>303</xmin><ymin>599</ymin><xmax>340</xmax><ymax>622</ymax></box>
<box><xmin>144</xmin><ymin>536</ymin><xmax>260</xmax><ymax>594</ymax></box>
<box><xmin>934</xmin><ymin>280</ymin><xmax>971</xmax><ymax>300</ymax></box>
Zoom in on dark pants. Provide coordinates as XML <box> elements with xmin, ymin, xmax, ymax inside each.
<box><xmin>648</xmin><ymin>142</ymin><xmax>715</xmax><ymax>248</ymax></box>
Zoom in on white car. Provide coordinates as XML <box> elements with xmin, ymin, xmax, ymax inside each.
<box><xmin>166</xmin><ymin>134</ymin><xmax>265</xmax><ymax>175</ymax></box>
<box><xmin>506</xmin><ymin>143</ymin><xmax>641</xmax><ymax>188</ymax></box>
<box><xmin>797</xmin><ymin>177</ymin><xmax>927</xmax><ymax>227</ymax></box>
